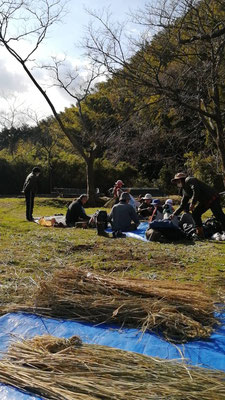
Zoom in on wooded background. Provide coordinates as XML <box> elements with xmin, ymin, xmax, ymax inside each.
<box><xmin>0</xmin><ymin>0</ymin><xmax>224</xmax><ymax>198</ymax></box>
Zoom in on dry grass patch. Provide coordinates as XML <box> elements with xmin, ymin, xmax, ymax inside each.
<box><xmin>0</xmin><ymin>334</ymin><xmax>224</xmax><ymax>400</ymax></box>
<box><xmin>3</xmin><ymin>269</ymin><xmax>218</xmax><ymax>343</ymax></box>
<box><xmin>0</xmin><ymin>197</ymin><xmax>225</xmax><ymax>309</ymax></box>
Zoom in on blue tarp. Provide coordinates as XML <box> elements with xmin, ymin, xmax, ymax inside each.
<box><xmin>0</xmin><ymin>385</ymin><xmax>42</xmax><ymax>400</ymax></box>
<box><xmin>35</xmin><ymin>217</ymin><xmax>149</xmax><ymax>241</ymax></box>
<box><xmin>0</xmin><ymin>311</ymin><xmax>225</xmax><ymax>399</ymax></box>
<box><xmin>107</xmin><ymin>221</ymin><xmax>148</xmax><ymax>241</ymax></box>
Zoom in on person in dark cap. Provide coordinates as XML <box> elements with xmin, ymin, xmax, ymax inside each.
<box><xmin>149</xmin><ymin>199</ymin><xmax>163</xmax><ymax>222</ymax></box>
<box><xmin>22</xmin><ymin>167</ymin><xmax>41</xmax><ymax>221</ymax></box>
<box><xmin>65</xmin><ymin>194</ymin><xmax>91</xmax><ymax>227</ymax></box>
<box><xmin>171</xmin><ymin>172</ymin><xmax>225</xmax><ymax>237</ymax></box>
<box><xmin>109</xmin><ymin>192</ymin><xmax>139</xmax><ymax>235</ymax></box>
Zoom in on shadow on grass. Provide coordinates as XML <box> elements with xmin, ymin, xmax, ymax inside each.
<box><xmin>35</xmin><ymin>198</ymin><xmax>70</xmax><ymax>208</ymax></box>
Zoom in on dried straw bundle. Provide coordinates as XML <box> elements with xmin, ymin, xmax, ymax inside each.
<box><xmin>0</xmin><ymin>335</ymin><xmax>224</xmax><ymax>400</ymax></box>
<box><xmin>29</xmin><ymin>269</ymin><xmax>217</xmax><ymax>343</ymax></box>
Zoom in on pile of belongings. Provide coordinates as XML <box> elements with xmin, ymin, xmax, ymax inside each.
<box><xmin>146</xmin><ymin>217</ymin><xmax>225</xmax><ymax>242</ymax></box>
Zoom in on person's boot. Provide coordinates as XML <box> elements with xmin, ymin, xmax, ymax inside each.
<box><xmin>113</xmin><ymin>230</ymin><xmax>126</xmax><ymax>238</ymax></box>
<box><xmin>196</xmin><ymin>226</ymin><xmax>205</xmax><ymax>239</ymax></box>
<box><xmin>97</xmin><ymin>222</ymin><xmax>109</xmax><ymax>237</ymax></box>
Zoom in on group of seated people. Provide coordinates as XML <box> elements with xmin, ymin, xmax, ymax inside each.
<box><xmin>65</xmin><ymin>189</ymin><xmax>194</xmax><ymax>238</ymax></box>
<box><xmin>65</xmin><ymin>172</ymin><xmax>225</xmax><ymax>240</ymax></box>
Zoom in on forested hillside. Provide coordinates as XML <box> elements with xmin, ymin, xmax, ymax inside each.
<box><xmin>0</xmin><ymin>0</ymin><xmax>224</xmax><ymax>196</ymax></box>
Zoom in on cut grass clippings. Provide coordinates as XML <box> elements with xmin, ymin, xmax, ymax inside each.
<box><xmin>3</xmin><ymin>269</ymin><xmax>218</xmax><ymax>343</ymax></box>
<box><xmin>0</xmin><ymin>334</ymin><xmax>224</xmax><ymax>400</ymax></box>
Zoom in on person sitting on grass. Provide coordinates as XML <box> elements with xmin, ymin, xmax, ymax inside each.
<box><xmin>178</xmin><ymin>203</ymin><xmax>195</xmax><ymax>228</ymax></box>
<box><xmin>109</xmin><ymin>192</ymin><xmax>139</xmax><ymax>236</ymax></box>
<box><xmin>149</xmin><ymin>199</ymin><xmax>163</xmax><ymax>222</ymax></box>
<box><xmin>138</xmin><ymin>193</ymin><xmax>153</xmax><ymax>218</ymax></box>
<box><xmin>113</xmin><ymin>179</ymin><xmax>124</xmax><ymax>204</ymax></box>
<box><xmin>126</xmin><ymin>188</ymin><xmax>139</xmax><ymax>210</ymax></box>
<box><xmin>66</xmin><ymin>194</ymin><xmax>91</xmax><ymax>227</ymax></box>
<box><xmin>163</xmin><ymin>199</ymin><xmax>179</xmax><ymax>227</ymax></box>
<box><xmin>163</xmin><ymin>199</ymin><xmax>174</xmax><ymax>217</ymax></box>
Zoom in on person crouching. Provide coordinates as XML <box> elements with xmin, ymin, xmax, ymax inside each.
<box><xmin>171</xmin><ymin>172</ymin><xmax>225</xmax><ymax>238</ymax></box>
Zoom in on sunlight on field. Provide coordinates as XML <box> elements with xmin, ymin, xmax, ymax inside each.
<box><xmin>0</xmin><ymin>197</ymin><xmax>224</xmax><ymax>309</ymax></box>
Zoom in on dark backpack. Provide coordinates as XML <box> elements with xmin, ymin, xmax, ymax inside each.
<box><xmin>93</xmin><ymin>210</ymin><xmax>108</xmax><ymax>229</ymax></box>
<box><xmin>203</xmin><ymin>217</ymin><xmax>223</xmax><ymax>237</ymax></box>
<box><xmin>147</xmin><ymin>220</ymin><xmax>187</xmax><ymax>242</ymax></box>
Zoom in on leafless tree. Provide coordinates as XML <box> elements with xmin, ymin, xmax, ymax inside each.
<box><xmin>0</xmin><ymin>0</ymin><xmax>103</xmax><ymax>201</ymax></box>
<box><xmin>40</xmin><ymin>56</ymin><xmax>109</xmax><ymax>199</ymax></box>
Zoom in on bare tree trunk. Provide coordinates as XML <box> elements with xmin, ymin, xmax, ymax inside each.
<box><xmin>48</xmin><ymin>163</ymin><xmax>53</xmax><ymax>194</ymax></box>
<box><xmin>200</xmin><ymin>113</ymin><xmax>225</xmax><ymax>188</ymax></box>
<box><xmin>86</xmin><ymin>152</ymin><xmax>96</xmax><ymax>205</ymax></box>
<box><xmin>213</xmin><ymin>83</ymin><xmax>225</xmax><ymax>187</ymax></box>
<box><xmin>216</xmin><ymin>129</ymin><xmax>225</xmax><ymax>187</ymax></box>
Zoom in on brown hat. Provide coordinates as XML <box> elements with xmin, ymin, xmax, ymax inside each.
<box><xmin>171</xmin><ymin>172</ymin><xmax>187</xmax><ymax>183</ymax></box>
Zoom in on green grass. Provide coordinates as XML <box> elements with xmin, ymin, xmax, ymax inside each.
<box><xmin>0</xmin><ymin>197</ymin><xmax>225</xmax><ymax>307</ymax></box>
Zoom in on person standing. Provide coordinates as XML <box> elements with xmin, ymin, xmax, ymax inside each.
<box><xmin>171</xmin><ymin>172</ymin><xmax>225</xmax><ymax>237</ymax></box>
<box><xmin>22</xmin><ymin>167</ymin><xmax>41</xmax><ymax>221</ymax></box>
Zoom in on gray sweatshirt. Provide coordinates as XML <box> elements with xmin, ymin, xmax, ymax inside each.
<box><xmin>109</xmin><ymin>202</ymin><xmax>139</xmax><ymax>231</ymax></box>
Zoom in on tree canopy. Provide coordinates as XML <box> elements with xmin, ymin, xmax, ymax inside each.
<box><xmin>1</xmin><ymin>0</ymin><xmax>225</xmax><ymax>196</ymax></box>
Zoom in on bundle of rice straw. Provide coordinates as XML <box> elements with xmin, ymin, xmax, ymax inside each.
<box><xmin>18</xmin><ymin>269</ymin><xmax>217</xmax><ymax>343</ymax></box>
<box><xmin>0</xmin><ymin>335</ymin><xmax>224</xmax><ymax>400</ymax></box>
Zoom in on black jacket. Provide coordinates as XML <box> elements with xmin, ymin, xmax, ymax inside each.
<box><xmin>66</xmin><ymin>199</ymin><xmax>90</xmax><ymax>226</ymax></box>
<box><xmin>22</xmin><ymin>172</ymin><xmax>39</xmax><ymax>194</ymax></box>
<box><xmin>138</xmin><ymin>202</ymin><xmax>154</xmax><ymax>217</ymax></box>
<box><xmin>174</xmin><ymin>176</ymin><xmax>217</xmax><ymax>216</ymax></box>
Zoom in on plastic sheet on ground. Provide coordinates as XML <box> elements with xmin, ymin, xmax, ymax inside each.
<box><xmin>34</xmin><ymin>214</ymin><xmax>66</xmax><ymax>227</ymax></box>
<box><xmin>34</xmin><ymin>215</ymin><xmax>149</xmax><ymax>240</ymax></box>
<box><xmin>0</xmin><ymin>385</ymin><xmax>42</xmax><ymax>400</ymax></box>
<box><xmin>0</xmin><ymin>310</ymin><xmax>225</xmax><ymax>399</ymax></box>
<box><xmin>107</xmin><ymin>221</ymin><xmax>148</xmax><ymax>241</ymax></box>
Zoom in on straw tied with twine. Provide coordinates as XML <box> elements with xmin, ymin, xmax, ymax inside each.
<box><xmin>0</xmin><ymin>334</ymin><xmax>224</xmax><ymax>400</ymax></box>
<box><xmin>8</xmin><ymin>269</ymin><xmax>218</xmax><ymax>343</ymax></box>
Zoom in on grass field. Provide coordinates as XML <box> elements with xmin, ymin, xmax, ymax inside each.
<box><xmin>0</xmin><ymin>197</ymin><xmax>225</xmax><ymax>308</ymax></box>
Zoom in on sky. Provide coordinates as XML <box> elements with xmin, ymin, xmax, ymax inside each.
<box><xmin>0</xmin><ymin>0</ymin><xmax>150</xmax><ymax>126</ymax></box>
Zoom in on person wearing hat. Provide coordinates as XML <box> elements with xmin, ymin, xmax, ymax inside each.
<box><xmin>109</xmin><ymin>192</ymin><xmax>139</xmax><ymax>234</ymax></box>
<box><xmin>137</xmin><ymin>193</ymin><xmax>154</xmax><ymax>218</ymax></box>
<box><xmin>162</xmin><ymin>199</ymin><xmax>180</xmax><ymax>227</ymax></box>
<box><xmin>113</xmin><ymin>179</ymin><xmax>124</xmax><ymax>204</ymax></box>
<box><xmin>171</xmin><ymin>172</ymin><xmax>225</xmax><ymax>237</ymax></box>
<box><xmin>22</xmin><ymin>166</ymin><xmax>41</xmax><ymax>221</ymax></box>
<box><xmin>163</xmin><ymin>199</ymin><xmax>174</xmax><ymax>218</ymax></box>
<box><xmin>149</xmin><ymin>199</ymin><xmax>163</xmax><ymax>222</ymax></box>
